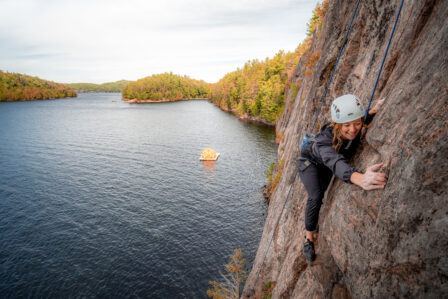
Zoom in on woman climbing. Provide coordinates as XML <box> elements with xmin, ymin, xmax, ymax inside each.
<box><xmin>298</xmin><ymin>94</ymin><xmax>387</xmax><ymax>262</ymax></box>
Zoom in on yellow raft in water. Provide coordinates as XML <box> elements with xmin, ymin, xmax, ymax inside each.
<box><xmin>200</xmin><ymin>148</ymin><xmax>220</xmax><ymax>161</ymax></box>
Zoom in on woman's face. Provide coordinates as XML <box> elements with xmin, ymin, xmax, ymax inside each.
<box><xmin>340</xmin><ymin>118</ymin><xmax>362</xmax><ymax>140</ymax></box>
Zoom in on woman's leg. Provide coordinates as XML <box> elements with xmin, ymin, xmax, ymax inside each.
<box><xmin>298</xmin><ymin>163</ymin><xmax>333</xmax><ymax>242</ymax></box>
<box><xmin>298</xmin><ymin>162</ymin><xmax>333</xmax><ymax>261</ymax></box>
<box><xmin>313</xmin><ymin>164</ymin><xmax>333</xmax><ymax>237</ymax></box>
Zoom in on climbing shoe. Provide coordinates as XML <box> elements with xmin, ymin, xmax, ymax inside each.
<box><xmin>303</xmin><ymin>239</ymin><xmax>316</xmax><ymax>262</ymax></box>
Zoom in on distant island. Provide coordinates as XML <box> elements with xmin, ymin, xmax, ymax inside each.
<box><xmin>121</xmin><ymin>72</ymin><xmax>210</xmax><ymax>103</ymax></box>
<box><xmin>66</xmin><ymin>80</ymin><xmax>130</xmax><ymax>93</ymax></box>
<box><xmin>0</xmin><ymin>70</ymin><xmax>77</xmax><ymax>102</ymax></box>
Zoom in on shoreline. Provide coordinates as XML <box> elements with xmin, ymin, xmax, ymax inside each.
<box><xmin>122</xmin><ymin>96</ymin><xmax>276</xmax><ymax>128</ymax></box>
<box><xmin>122</xmin><ymin>98</ymin><xmax>208</xmax><ymax>104</ymax></box>
<box><xmin>214</xmin><ymin>104</ymin><xmax>276</xmax><ymax>127</ymax></box>
<box><xmin>0</xmin><ymin>95</ymin><xmax>77</xmax><ymax>102</ymax></box>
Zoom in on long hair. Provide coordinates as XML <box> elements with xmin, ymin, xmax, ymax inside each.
<box><xmin>331</xmin><ymin>119</ymin><xmax>369</xmax><ymax>152</ymax></box>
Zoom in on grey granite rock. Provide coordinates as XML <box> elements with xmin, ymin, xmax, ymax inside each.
<box><xmin>243</xmin><ymin>0</ymin><xmax>448</xmax><ymax>298</ymax></box>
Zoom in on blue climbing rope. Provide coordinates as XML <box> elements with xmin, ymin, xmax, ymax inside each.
<box><xmin>311</xmin><ymin>0</ymin><xmax>362</xmax><ymax>132</ymax></box>
<box><xmin>364</xmin><ymin>0</ymin><xmax>405</xmax><ymax>121</ymax></box>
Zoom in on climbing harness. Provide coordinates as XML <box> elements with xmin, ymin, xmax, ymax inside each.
<box><xmin>251</xmin><ymin>0</ymin><xmax>405</xmax><ymax>294</ymax></box>
<box><xmin>364</xmin><ymin>0</ymin><xmax>404</xmax><ymax>120</ymax></box>
<box><xmin>300</xmin><ymin>0</ymin><xmax>362</xmax><ymax>150</ymax></box>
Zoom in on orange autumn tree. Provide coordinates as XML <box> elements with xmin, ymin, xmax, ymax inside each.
<box><xmin>207</xmin><ymin>249</ymin><xmax>247</xmax><ymax>299</ymax></box>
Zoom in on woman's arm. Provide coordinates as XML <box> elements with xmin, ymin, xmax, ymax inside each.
<box><xmin>314</xmin><ymin>130</ymin><xmax>357</xmax><ymax>183</ymax></box>
<box><xmin>350</xmin><ymin>163</ymin><xmax>388</xmax><ymax>190</ymax></box>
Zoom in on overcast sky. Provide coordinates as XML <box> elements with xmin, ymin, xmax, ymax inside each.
<box><xmin>0</xmin><ymin>0</ymin><xmax>320</xmax><ymax>84</ymax></box>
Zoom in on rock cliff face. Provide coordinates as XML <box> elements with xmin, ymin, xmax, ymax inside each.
<box><xmin>243</xmin><ymin>0</ymin><xmax>447</xmax><ymax>298</ymax></box>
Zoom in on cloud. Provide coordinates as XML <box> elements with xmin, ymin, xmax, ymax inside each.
<box><xmin>0</xmin><ymin>0</ymin><xmax>320</xmax><ymax>83</ymax></box>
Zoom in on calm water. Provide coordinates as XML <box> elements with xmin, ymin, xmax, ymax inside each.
<box><xmin>0</xmin><ymin>93</ymin><xmax>277</xmax><ymax>298</ymax></box>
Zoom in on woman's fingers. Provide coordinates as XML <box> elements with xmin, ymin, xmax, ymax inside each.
<box><xmin>374</xmin><ymin>173</ymin><xmax>388</xmax><ymax>182</ymax></box>
<box><xmin>372</xmin><ymin>179</ymin><xmax>386</xmax><ymax>185</ymax></box>
<box><xmin>361</xmin><ymin>164</ymin><xmax>388</xmax><ymax>190</ymax></box>
<box><xmin>364</xmin><ymin>184</ymin><xmax>380</xmax><ymax>191</ymax></box>
<box><xmin>367</xmin><ymin>163</ymin><xmax>384</xmax><ymax>172</ymax></box>
<box><xmin>373</xmin><ymin>184</ymin><xmax>385</xmax><ymax>190</ymax></box>
<box><xmin>366</xmin><ymin>183</ymin><xmax>386</xmax><ymax>190</ymax></box>
<box><xmin>362</xmin><ymin>174</ymin><xmax>387</xmax><ymax>190</ymax></box>
<box><xmin>370</xmin><ymin>98</ymin><xmax>386</xmax><ymax>114</ymax></box>
<box><xmin>375</xmin><ymin>98</ymin><xmax>385</xmax><ymax>109</ymax></box>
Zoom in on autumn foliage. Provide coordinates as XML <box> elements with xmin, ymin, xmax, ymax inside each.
<box><xmin>209</xmin><ymin>51</ymin><xmax>298</xmax><ymax>124</ymax></box>
<box><xmin>0</xmin><ymin>70</ymin><xmax>77</xmax><ymax>101</ymax></box>
<box><xmin>207</xmin><ymin>249</ymin><xmax>247</xmax><ymax>299</ymax></box>
<box><xmin>209</xmin><ymin>0</ymin><xmax>329</xmax><ymax>125</ymax></box>
<box><xmin>122</xmin><ymin>72</ymin><xmax>210</xmax><ymax>101</ymax></box>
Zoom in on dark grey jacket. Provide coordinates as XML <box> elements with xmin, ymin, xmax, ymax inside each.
<box><xmin>300</xmin><ymin>114</ymin><xmax>373</xmax><ymax>183</ymax></box>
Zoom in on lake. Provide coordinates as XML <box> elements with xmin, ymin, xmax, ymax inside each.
<box><xmin>0</xmin><ymin>93</ymin><xmax>277</xmax><ymax>298</ymax></box>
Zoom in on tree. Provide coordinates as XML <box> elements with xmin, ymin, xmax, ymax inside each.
<box><xmin>207</xmin><ymin>249</ymin><xmax>247</xmax><ymax>299</ymax></box>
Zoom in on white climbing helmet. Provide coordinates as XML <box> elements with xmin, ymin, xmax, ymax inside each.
<box><xmin>331</xmin><ymin>94</ymin><xmax>364</xmax><ymax>123</ymax></box>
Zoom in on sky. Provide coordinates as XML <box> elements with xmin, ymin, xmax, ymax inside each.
<box><xmin>0</xmin><ymin>0</ymin><xmax>320</xmax><ymax>84</ymax></box>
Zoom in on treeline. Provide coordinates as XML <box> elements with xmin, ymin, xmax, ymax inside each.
<box><xmin>67</xmin><ymin>80</ymin><xmax>130</xmax><ymax>92</ymax></box>
<box><xmin>122</xmin><ymin>73</ymin><xmax>210</xmax><ymax>101</ymax></box>
<box><xmin>210</xmin><ymin>51</ymin><xmax>298</xmax><ymax>123</ymax></box>
<box><xmin>0</xmin><ymin>70</ymin><xmax>77</xmax><ymax>102</ymax></box>
<box><xmin>209</xmin><ymin>1</ymin><xmax>328</xmax><ymax>124</ymax></box>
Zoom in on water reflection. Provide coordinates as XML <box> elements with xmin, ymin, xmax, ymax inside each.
<box><xmin>201</xmin><ymin>160</ymin><xmax>217</xmax><ymax>178</ymax></box>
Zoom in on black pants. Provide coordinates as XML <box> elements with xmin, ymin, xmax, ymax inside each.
<box><xmin>298</xmin><ymin>159</ymin><xmax>333</xmax><ymax>231</ymax></box>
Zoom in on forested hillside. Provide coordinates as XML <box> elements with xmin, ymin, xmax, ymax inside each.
<box><xmin>209</xmin><ymin>2</ymin><xmax>328</xmax><ymax>124</ymax></box>
<box><xmin>0</xmin><ymin>71</ymin><xmax>77</xmax><ymax>101</ymax></box>
<box><xmin>210</xmin><ymin>51</ymin><xmax>296</xmax><ymax>124</ymax></box>
<box><xmin>122</xmin><ymin>73</ymin><xmax>210</xmax><ymax>102</ymax></box>
<box><xmin>67</xmin><ymin>80</ymin><xmax>130</xmax><ymax>92</ymax></box>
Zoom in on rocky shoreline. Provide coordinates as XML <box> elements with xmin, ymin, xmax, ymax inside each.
<box><xmin>215</xmin><ymin>105</ymin><xmax>275</xmax><ymax>127</ymax></box>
